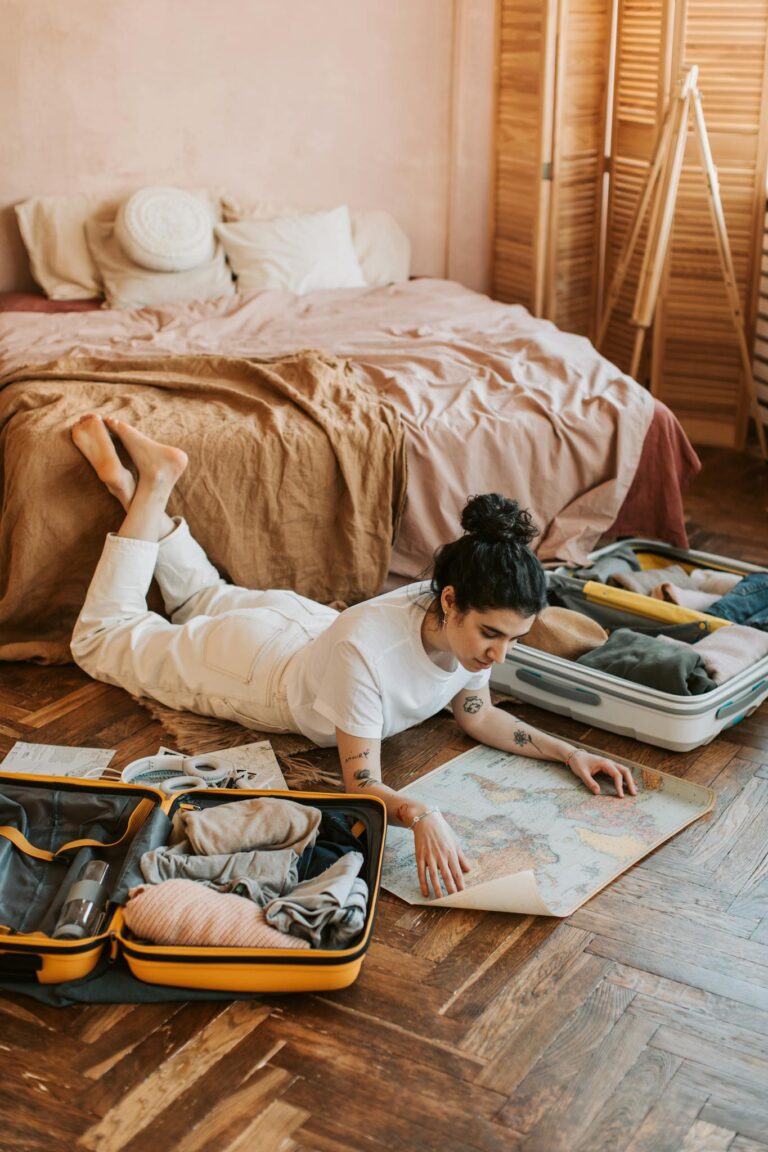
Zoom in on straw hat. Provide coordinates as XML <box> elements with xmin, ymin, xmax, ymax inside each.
<box><xmin>519</xmin><ymin>607</ymin><xmax>608</xmax><ymax>660</ymax></box>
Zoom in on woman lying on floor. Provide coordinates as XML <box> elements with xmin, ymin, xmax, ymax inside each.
<box><xmin>70</xmin><ymin>414</ymin><xmax>635</xmax><ymax>900</ymax></box>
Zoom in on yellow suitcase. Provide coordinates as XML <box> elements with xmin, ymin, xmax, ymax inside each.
<box><xmin>0</xmin><ymin>772</ymin><xmax>386</xmax><ymax>995</ymax></box>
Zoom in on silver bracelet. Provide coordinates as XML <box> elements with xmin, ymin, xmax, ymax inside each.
<box><xmin>408</xmin><ymin>806</ymin><xmax>440</xmax><ymax>830</ymax></box>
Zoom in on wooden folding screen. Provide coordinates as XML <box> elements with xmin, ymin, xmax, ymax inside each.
<box><xmin>493</xmin><ymin>0</ymin><xmax>612</xmax><ymax>339</ymax></box>
<box><xmin>603</xmin><ymin>0</ymin><xmax>768</xmax><ymax>446</ymax></box>
<box><xmin>494</xmin><ymin>0</ymin><xmax>768</xmax><ymax>447</ymax></box>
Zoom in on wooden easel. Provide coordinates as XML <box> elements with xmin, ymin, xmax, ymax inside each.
<box><xmin>597</xmin><ymin>66</ymin><xmax>767</xmax><ymax>460</ymax></box>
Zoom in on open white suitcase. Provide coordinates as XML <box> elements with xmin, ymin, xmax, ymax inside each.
<box><xmin>490</xmin><ymin>538</ymin><xmax>768</xmax><ymax>752</ymax></box>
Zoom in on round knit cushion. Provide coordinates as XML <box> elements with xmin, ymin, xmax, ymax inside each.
<box><xmin>115</xmin><ymin>187</ymin><xmax>214</xmax><ymax>271</ymax></box>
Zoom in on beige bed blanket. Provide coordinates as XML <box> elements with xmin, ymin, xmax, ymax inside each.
<box><xmin>0</xmin><ymin>351</ymin><xmax>406</xmax><ymax>663</ymax></box>
<box><xmin>0</xmin><ymin>280</ymin><xmax>655</xmax><ymax>582</ymax></box>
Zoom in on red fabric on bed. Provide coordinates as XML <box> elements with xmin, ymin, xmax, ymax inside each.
<box><xmin>0</xmin><ymin>292</ymin><xmax>102</xmax><ymax>313</ymax></box>
<box><xmin>607</xmin><ymin>399</ymin><xmax>701</xmax><ymax>548</ymax></box>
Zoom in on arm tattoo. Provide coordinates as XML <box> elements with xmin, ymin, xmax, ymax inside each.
<box><xmin>353</xmin><ymin>768</ymin><xmax>376</xmax><ymax>789</ymax></box>
<box><xmin>513</xmin><ymin>728</ymin><xmax>545</xmax><ymax>756</ymax></box>
<box><xmin>343</xmin><ymin>750</ymin><xmax>370</xmax><ymax>764</ymax></box>
<box><xmin>463</xmin><ymin>695</ymin><xmax>484</xmax><ymax>715</ymax></box>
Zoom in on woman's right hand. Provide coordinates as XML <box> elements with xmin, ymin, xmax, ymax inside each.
<box><xmin>413</xmin><ymin>811</ymin><xmax>471</xmax><ymax>899</ymax></box>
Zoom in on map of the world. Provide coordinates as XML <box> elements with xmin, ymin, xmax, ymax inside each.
<box><xmin>382</xmin><ymin>745</ymin><xmax>714</xmax><ymax>915</ymax></box>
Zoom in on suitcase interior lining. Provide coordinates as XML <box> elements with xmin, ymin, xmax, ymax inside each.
<box><xmin>0</xmin><ymin>782</ymin><xmax>384</xmax><ymax>950</ymax></box>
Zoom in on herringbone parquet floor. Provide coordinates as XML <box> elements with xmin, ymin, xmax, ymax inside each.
<box><xmin>0</xmin><ymin>446</ymin><xmax>767</xmax><ymax>1152</ymax></box>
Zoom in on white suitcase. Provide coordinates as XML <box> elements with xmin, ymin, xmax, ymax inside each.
<box><xmin>490</xmin><ymin>538</ymin><xmax>768</xmax><ymax>752</ymax></box>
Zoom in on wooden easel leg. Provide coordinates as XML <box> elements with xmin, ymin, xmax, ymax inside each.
<box><xmin>629</xmin><ymin>328</ymin><xmax>647</xmax><ymax>382</ymax></box>
<box><xmin>691</xmin><ymin>88</ymin><xmax>767</xmax><ymax>460</ymax></box>
<box><xmin>596</xmin><ymin>109</ymin><xmax>672</xmax><ymax>347</ymax></box>
<box><xmin>598</xmin><ymin>70</ymin><xmax>697</xmax><ymax>352</ymax></box>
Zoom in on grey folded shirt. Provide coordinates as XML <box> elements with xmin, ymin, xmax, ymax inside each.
<box><xmin>265</xmin><ymin>851</ymin><xmax>368</xmax><ymax>949</ymax></box>
<box><xmin>576</xmin><ymin>628</ymin><xmax>717</xmax><ymax>695</ymax></box>
<box><xmin>141</xmin><ymin>841</ymin><xmax>299</xmax><ymax>904</ymax></box>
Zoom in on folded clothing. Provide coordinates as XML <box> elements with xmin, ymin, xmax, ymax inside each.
<box><xmin>610</xmin><ymin>564</ymin><xmax>698</xmax><ymax>595</ymax></box>
<box><xmin>576</xmin><ymin>628</ymin><xmax>717</xmax><ymax>695</ymax></box>
<box><xmin>650</xmin><ymin>584</ymin><xmax>721</xmax><ymax>612</ymax></box>
<box><xmin>298</xmin><ymin>811</ymin><xmax>365</xmax><ymax>881</ymax></box>
<box><xmin>688</xmin><ymin>568</ymin><xmax>743</xmax><ymax>596</ymax></box>
<box><xmin>663</xmin><ymin>623</ymin><xmax>768</xmax><ymax>685</ymax></box>
<box><xmin>707</xmin><ymin>572</ymin><xmax>768</xmax><ymax>631</ymax></box>
<box><xmin>565</xmin><ymin>545</ymin><xmax>642</xmax><ymax>583</ymax></box>
<box><xmin>124</xmin><ymin>879</ymin><xmax>310</xmax><ymax>949</ymax></box>
<box><xmin>181</xmin><ymin>796</ymin><xmax>321</xmax><ymax>855</ymax></box>
<box><xmin>266</xmin><ymin>851</ymin><xmax>368</xmax><ymax>949</ymax></box>
<box><xmin>140</xmin><ymin>843</ymin><xmax>300</xmax><ymax>903</ymax></box>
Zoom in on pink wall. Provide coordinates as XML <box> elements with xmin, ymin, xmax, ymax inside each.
<box><xmin>0</xmin><ymin>0</ymin><xmax>494</xmax><ymax>295</ymax></box>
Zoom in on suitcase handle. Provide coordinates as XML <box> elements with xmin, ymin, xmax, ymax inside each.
<box><xmin>0</xmin><ymin>951</ymin><xmax>43</xmax><ymax>981</ymax></box>
<box><xmin>515</xmin><ymin>668</ymin><xmax>601</xmax><ymax>706</ymax></box>
<box><xmin>715</xmin><ymin>678</ymin><xmax>767</xmax><ymax>721</ymax></box>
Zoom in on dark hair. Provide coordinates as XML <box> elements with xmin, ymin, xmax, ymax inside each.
<box><xmin>429</xmin><ymin>494</ymin><xmax>547</xmax><ymax>617</ymax></box>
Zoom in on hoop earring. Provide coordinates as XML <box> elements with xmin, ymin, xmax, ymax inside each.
<box><xmin>442</xmin><ymin>611</ymin><xmax>448</xmax><ymax>628</ymax></box>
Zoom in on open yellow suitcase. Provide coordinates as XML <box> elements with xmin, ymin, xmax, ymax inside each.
<box><xmin>0</xmin><ymin>771</ymin><xmax>386</xmax><ymax>996</ymax></box>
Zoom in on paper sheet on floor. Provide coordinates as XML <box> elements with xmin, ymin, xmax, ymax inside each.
<box><xmin>0</xmin><ymin>741</ymin><xmax>115</xmax><ymax>779</ymax></box>
<box><xmin>381</xmin><ymin>745</ymin><xmax>714</xmax><ymax>916</ymax></box>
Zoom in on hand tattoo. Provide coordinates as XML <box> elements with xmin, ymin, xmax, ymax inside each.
<box><xmin>463</xmin><ymin>695</ymin><xmax>483</xmax><ymax>715</ymax></box>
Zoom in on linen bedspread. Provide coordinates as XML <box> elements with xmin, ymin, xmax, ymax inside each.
<box><xmin>0</xmin><ymin>352</ymin><xmax>406</xmax><ymax>663</ymax></box>
<box><xmin>0</xmin><ymin>277</ymin><xmax>662</xmax><ymax>558</ymax></box>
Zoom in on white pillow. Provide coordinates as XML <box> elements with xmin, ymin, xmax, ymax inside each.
<box><xmin>220</xmin><ymin>195</ymin><xmax>410</xmax><ymax>287</ymax></box>
<box><xmin>215</xmin><ymin>206</ymin><xmax>366</xmax><ymax>295</ymax></box>
<box><xmin>15</xmin><ymin>193</ymin><xmax>119</xmax><ymax>299</ymax></box>
<box><xmin>85</xmin><ymin>218</ymin><xmax>234</xmax><ymax>310</ymax></box>
<box><xmin>15</xmin><ymin>187</ymin><xmax>224</xmax><ymax>300</ymax></box>
<box><xmin>115</xmin><ymin>186</ymin><xmax>215</xmax><ymax>271</ymax></box>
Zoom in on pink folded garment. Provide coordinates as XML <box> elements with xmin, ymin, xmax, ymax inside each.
<box><xmin>124</xmin><ymin>879</ymin><xmax>310</xmax><ymax>949</ymax></box>
<box><xmin>688</xmin><ymin>569</ymin><xmax>743</xmax><ymax>597</ymax></box>
<box><xmin>661</xmin><ymin>624</ymin><xmax>768</xmax><ymax>685</ymax></box>
<box><xmin>651</xmin><ymin>583</ymin><xmax>720</xmax><ymax>611</ymax></box>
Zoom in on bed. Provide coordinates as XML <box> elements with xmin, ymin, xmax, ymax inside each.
<box><xmin>0</xmin><ymin>189</ymin><xmax>700</xmax><ymax>664</ymax></box>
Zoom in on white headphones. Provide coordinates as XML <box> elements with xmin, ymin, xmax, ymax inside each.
<box><xmin>121</xmin><ymin>754</ymin><xmax>235</xmax><ymax>796</ymax></box>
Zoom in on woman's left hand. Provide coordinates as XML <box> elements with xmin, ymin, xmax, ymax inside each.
<box><xmin>566</xmin><ymin>749</ymin><xmax>637</xmax><ymax>798</ymax></box>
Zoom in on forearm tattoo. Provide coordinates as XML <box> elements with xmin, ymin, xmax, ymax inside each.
<box><xmin>513</xmin><ymin>728</ymin><xmax>545</xmax><ymax>756</ymax></box>
<box><xmin>344</xmin><ymin>750</ymin><xmax>370</xmax><ymax>764</ymax></box>
<box><xmin>342</xmin><ymin>749</ymin><xmax>376</xmax><ymax>790</ymax></box>
<box><xmin>463</xmin><ymin>695</ymin><xmax>484</xmax><ymax>715</ymax></box>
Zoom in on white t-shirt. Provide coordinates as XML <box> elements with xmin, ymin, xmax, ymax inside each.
<box><xmin>283</xmin><ymin>581</ymin><xmax>491</xmax><ymax>746</ymax></box>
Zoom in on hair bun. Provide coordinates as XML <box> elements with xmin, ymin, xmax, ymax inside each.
<box><xmin>460</xmin><ymin>493</ymin><xmax>539</xmax><ymax>547</ymax></box>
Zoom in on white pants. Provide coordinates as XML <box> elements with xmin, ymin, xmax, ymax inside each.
<box><xmin>71</xmin><ymin>519</ymin><xmax>338</xmax><ymax>732</ymax></box>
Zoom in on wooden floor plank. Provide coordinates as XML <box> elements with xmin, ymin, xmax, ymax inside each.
<box><xmin>620</xmin><ymin>1065</ymin><xmax>710</xmax><ymax>1152</ymax></box>
<box><xmin>572</xmin><ymin>1046</ymin><xmax>681</xmax><ymax>1152</ymax></box>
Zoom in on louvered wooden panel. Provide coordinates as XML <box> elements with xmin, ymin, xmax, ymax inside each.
<box><xmin>600</xmin><ymin>0</ymin><xmax>673</xmax><ymax>380</ymax></box>
<box><xmin>754</xmin><ymin>222</ymin><xmax>768</xmax><ymax>429</ymax></box>
<box><xmin>493</xmin><ymin>0</ymin><xmax>555</xmax><ymax>313</ymax></box>
<box><xmin>545</xmin><ymin>0</ymin><xmax>612</xmax><ymax>337</ymax></box>
<box><xmin>652</xmin><ymin>0</ymin><xmax>768</xmax><ymax>447</ymax></box>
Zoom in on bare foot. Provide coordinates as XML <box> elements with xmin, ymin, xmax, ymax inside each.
<box><xmin>71</xmin><ymin>414</ymin><xmax>136</xmax><ymax>509</ymax></box>
<box><xmin>104</xmin><ymin>416</ymin><xmax>188</xmax><ymax>493</ymax></box>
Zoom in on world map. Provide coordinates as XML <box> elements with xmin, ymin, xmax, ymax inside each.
<box><xmin>381</xmin><ymin>745</ymin><xmax>713</xmax><ymax>915</ymax></box>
